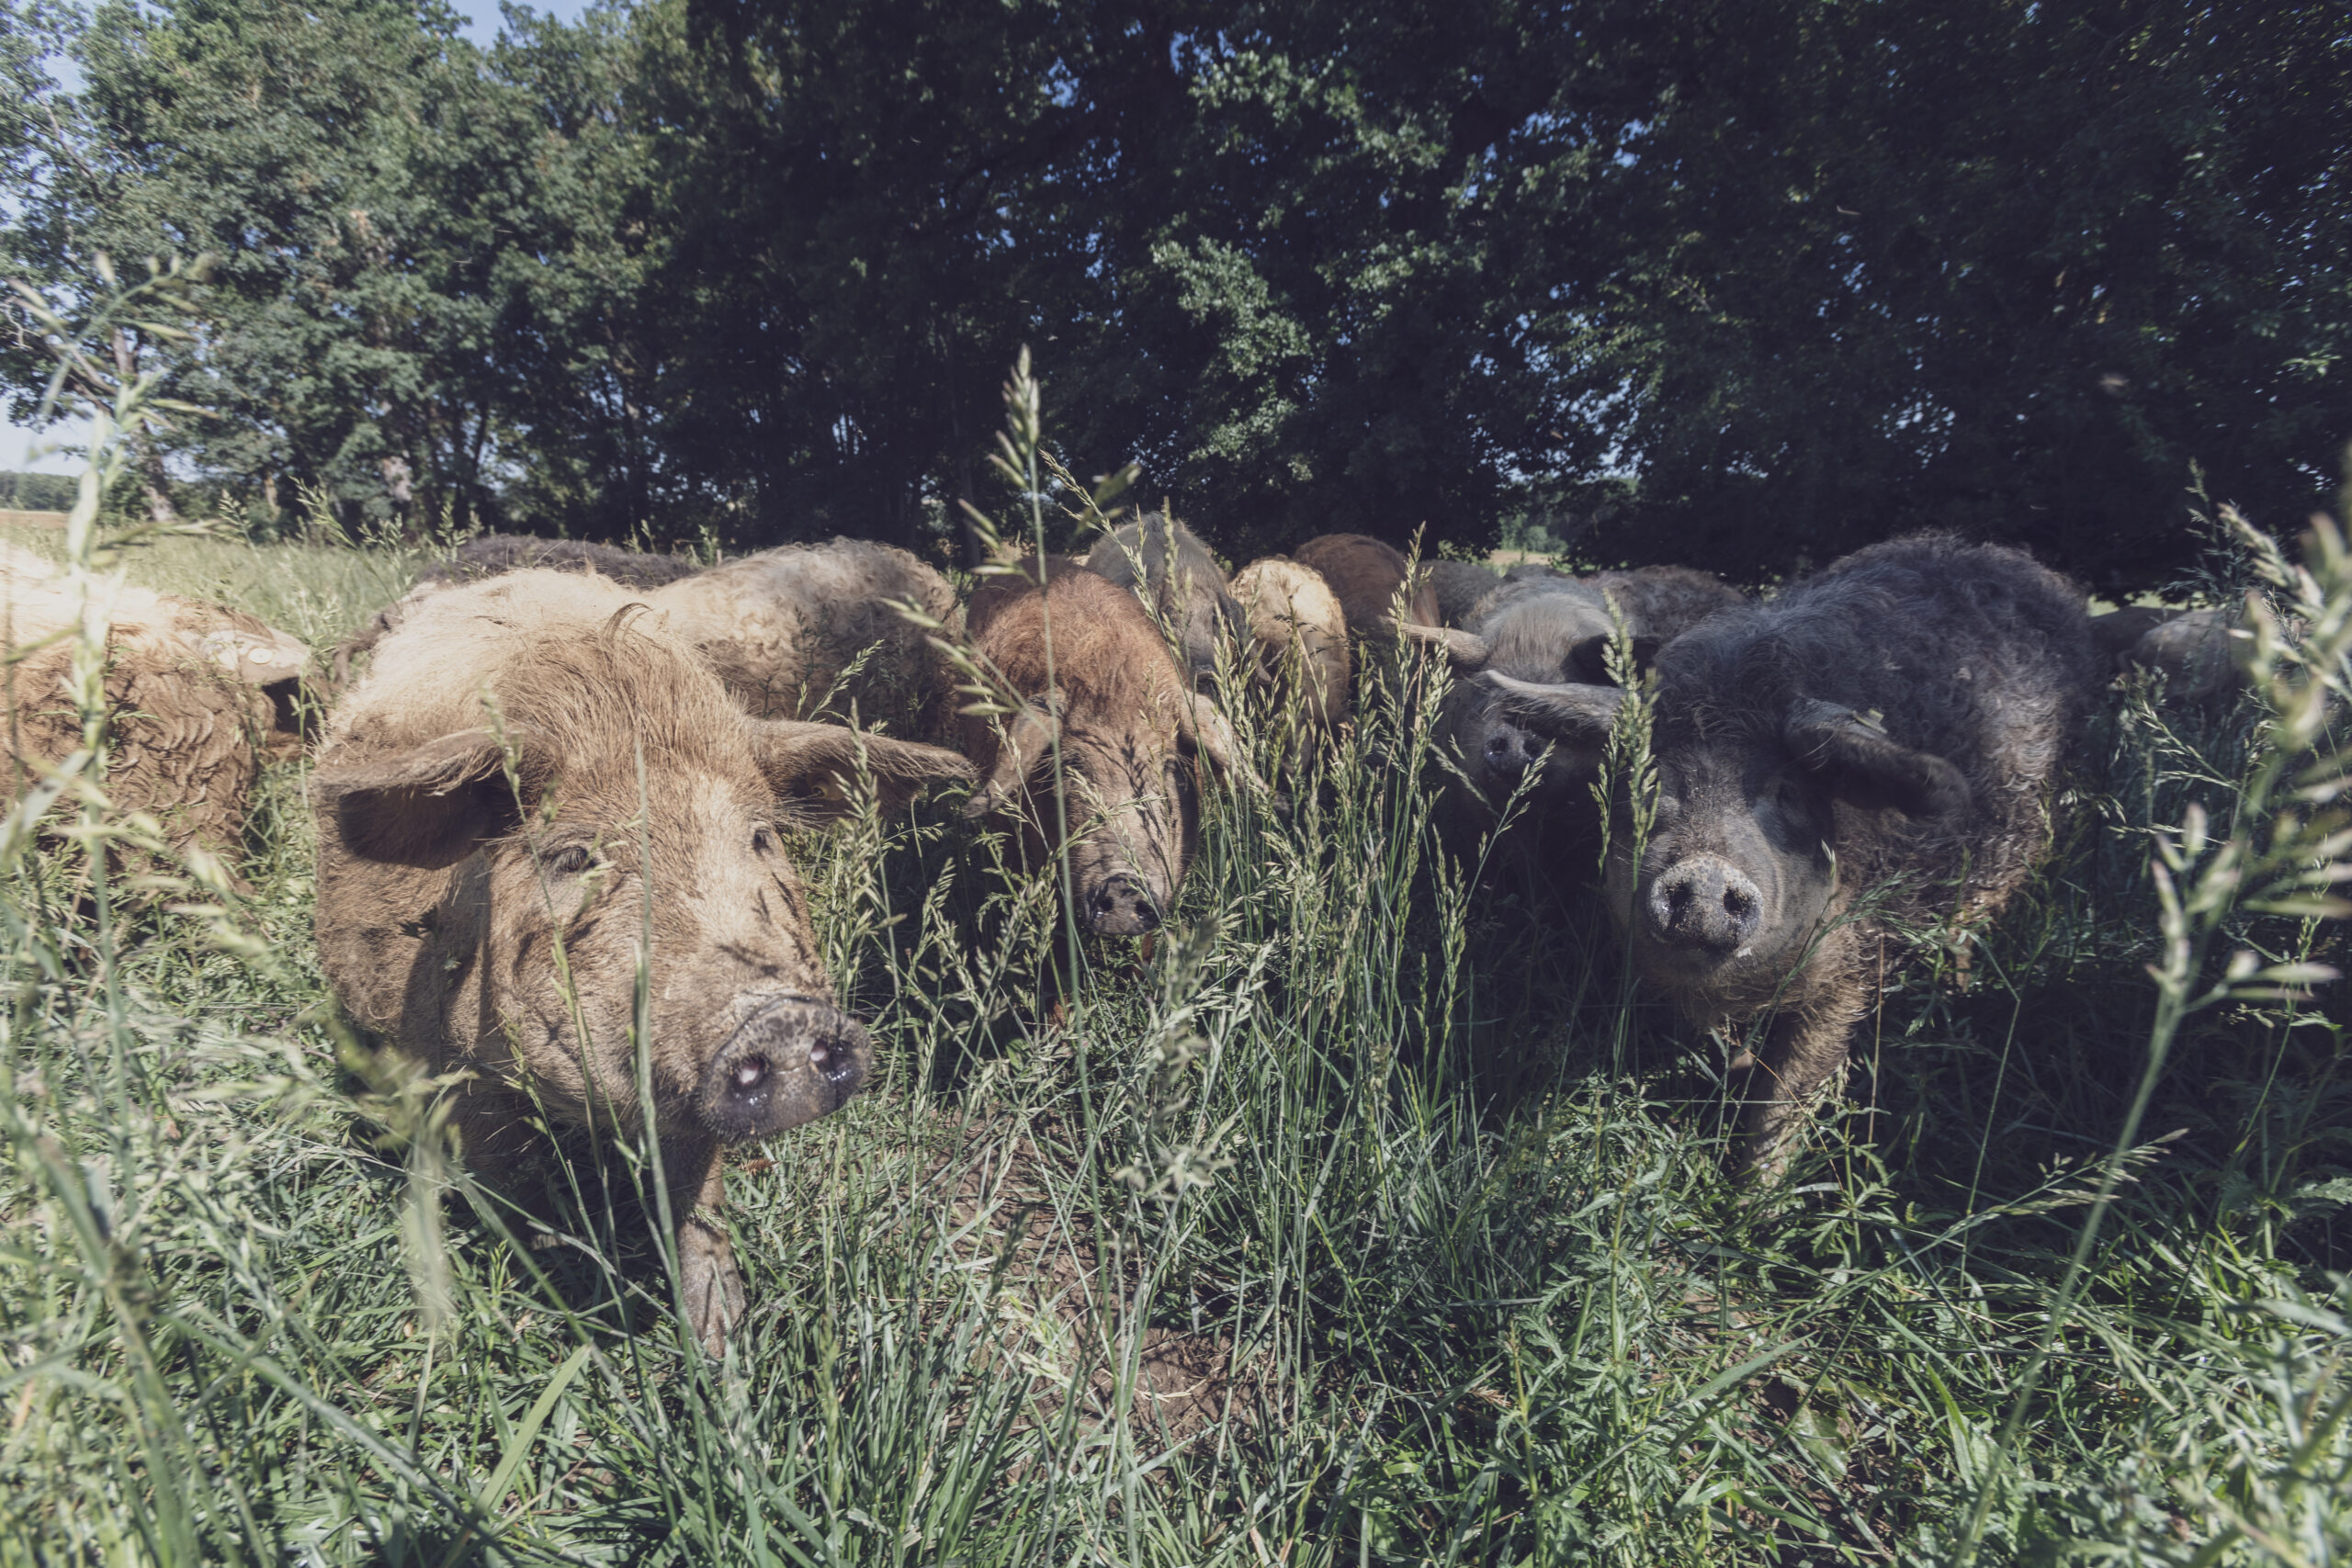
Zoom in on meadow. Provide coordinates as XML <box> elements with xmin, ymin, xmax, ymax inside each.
<box><xmin>1</xmin><ymin>495</ymin><xmax>2347</xmax><ymax>1568</ymax></box>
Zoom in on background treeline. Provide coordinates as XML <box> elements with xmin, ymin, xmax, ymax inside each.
<box><xmin>4</xmin><ymin>0</ymin><xmax>2346</xmax><ymax>589</ymax></box>
<box><xmin>0</xmin><ymin>471</ymin><xmax>74</xmax><ymax>510</ymax></box>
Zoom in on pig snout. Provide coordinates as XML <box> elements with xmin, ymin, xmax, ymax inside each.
<box><xmin>1082</xmin><ymin>873</ymin><xmax>1160</xmax><ymax>936</ymax></box>
<box><xmin>1480</xmin><ymin>719</ymin><xmax>1547</xmax><ymax>779</ymax></box>
<box><xmin>1645</xmin><ymin>854</ymin><xmax>1763</xmax><ymax>953</ymax></box>
<box><xmin>696</xmin><ymin>996</ymin><xmax>871</xmax><ymax>1142</ymax></box>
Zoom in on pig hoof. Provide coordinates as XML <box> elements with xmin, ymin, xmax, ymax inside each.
<box><xmin>677</xmin><ymin>1217</ymin><xmax>747</xmax><ymax>1358</ymax></box>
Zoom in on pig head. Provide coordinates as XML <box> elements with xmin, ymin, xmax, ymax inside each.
<box><xmin>960</xmin><ymin>562</ymin><xmax>1260</xmax><ymax>937</ymax></box>
<box><xmin>1407</xmin><ymin>569</ymin><xmax>1740</xmax><ymax>840</ymax></box>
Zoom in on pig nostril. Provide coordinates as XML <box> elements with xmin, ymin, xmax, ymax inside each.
<box><xmin>732</xmin><ymin>1055</ymin><xmax>769</xmax><ymax>1092</ymax></box>
<box><xmin>810</xmin><ymin>1034</ymin><xmax>859</xmax><ymax>1083</ymax></box>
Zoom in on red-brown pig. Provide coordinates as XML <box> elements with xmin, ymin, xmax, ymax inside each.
<box><xmin>959</xmin><ymin>558</ymin><xmax>1261</xmax><ymax>936</ymax></box>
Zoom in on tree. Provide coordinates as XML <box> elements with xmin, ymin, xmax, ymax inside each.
<box><xmin>639</xmin><ymin>0</ymin><xmax>1634</xmax><ymax>558</ymax></box>
<box><xmin>3</xmin><ymin>0</ymin><xmax>560</xmax><ymax>534</ymax></box>
<box><xmin>6</xmin><ymin>0</ymin><xmax>2341</xmax><ymax>585</ymax></box>
<box><xmin>1565</xmin><ymin>0</ymin><xmax>2352</xmax><ymax>590</ymax></box>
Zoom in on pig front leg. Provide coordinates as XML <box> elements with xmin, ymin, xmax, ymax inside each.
<box><xmin>1736</xmin><ymin>928</ymin><xmax>1870</xmax><ymax>1182</ymax></box>
<box><xmin>668</xmin><ymin>1137</ymin><xmax>748</xmax><ymax>1357</ymax></box>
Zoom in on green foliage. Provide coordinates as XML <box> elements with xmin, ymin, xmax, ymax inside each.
<box><xmin>0</xmin><ymin>471</ymin><xmax>74</xmax><ymax>511</ymax></box>
<box><xmin>5</xmin><ymin>0</ymin><xmax>2348</xmax><ymax>573</ymax></box>
<box><xmin>1571</xmin><ymin>1</ymin><xmax>2352</xmax><ymax>591</ymax></box>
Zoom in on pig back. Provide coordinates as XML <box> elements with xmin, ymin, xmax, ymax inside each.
<box><xmin>1294</xmin><ymin>534</ymin><xmax>1441</xmax><ymax>630</ymax></box>
<box><xmin>1083</xmin><ymin>514</ymin><xmax>1245</xmax><ymax>687</ymax></box>
<box><xmin>648</xmin><ymin>538</ymin><xmax>960</xmax><ymax>734</ymax></box>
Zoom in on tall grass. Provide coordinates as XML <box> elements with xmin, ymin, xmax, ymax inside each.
<box><xmin>2</xmin><ymin>327</ymin><xmax>2348</xmax><ymax>1561</ymax></box>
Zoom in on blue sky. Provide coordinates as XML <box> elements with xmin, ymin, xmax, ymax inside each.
<box><xmin>5</xmin><ymin>0</ymin><xmax>604</xmax><ymax>479</ymax></box>
<box><xmin>453</xmin><ymin>0</ymin><xmax>599</xmax><ymax>51</ymax></box>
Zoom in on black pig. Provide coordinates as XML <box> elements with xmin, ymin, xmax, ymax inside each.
<box><xmin>1489</xmin><ymin>536</ymin><xmax>2097</xmax><ymax>1172</ymax></box>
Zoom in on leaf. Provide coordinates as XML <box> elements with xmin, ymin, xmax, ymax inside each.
<box><xmin>2257</xmin><ymin>1296</ymin><xmax>2352</xmax><ymax>1337</ymax></box>
<box><xmin>2251</xmin><ymin>962</ymin><xmax>2340</xmax><ymax>987</ymax></box>
<box><xmin>2245</xmin><ymin>896</ymin><xmax>2352</xmax><ymax>919</ymax></box>
<box><xmin>477</xmin><ymin>1341</ymin><xmax>592</xmax><ymax>1519</ymax></box>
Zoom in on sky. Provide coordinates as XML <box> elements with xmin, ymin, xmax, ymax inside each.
<box><xmin>3</xmin><ymin>0</ymin><xmax>603</xmax><ymax>482</ymax></box>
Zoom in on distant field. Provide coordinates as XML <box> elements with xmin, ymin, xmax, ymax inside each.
<box><xmin>1</xmin><ymin>527</ymin><xmax>2346</xmax><ymax>1566</ymax></box>
<box><xmin>0</xmin><ymin>510</ymin><xmax>67</xmax><ymax>531</ymax></box>
<box><xmin>0</xmin><ymin>522</ymin><xmax>418</xmax><ymax>649</ymax></box>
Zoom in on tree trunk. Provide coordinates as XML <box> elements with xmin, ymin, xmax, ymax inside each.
<box><xmin>134</xmin><ymin>435</ymin><xmax>180</xmax><ymax>527</ymax></box>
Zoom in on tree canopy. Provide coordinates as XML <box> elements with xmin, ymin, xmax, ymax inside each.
<box><xmin>3</xmin><ymin>0</ymin><xmax>2344</xmax><ymax>588</ymax></box>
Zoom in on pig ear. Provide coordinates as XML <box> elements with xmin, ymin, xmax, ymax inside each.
<box><xmin>1175</xmin><ymin>692</ymin><xmax>1268</xmax><ymax>795</ymax></box>
<box><xmin>962</xmin><ymin>696</ymin><xmax>1063</xmax><ymax>821</ymax></box>
<box><xmin>311</xmin><ymin>727</ymin><xmax>522</xmax><ymax>867</ymax></box>
<box><xmin>1783</xmin><ymin>698</ymin><xmax>1969</xmax><ymax>818</ymax></box>
<box><xmin>1378</xmin><ymin>615</ymin><xmax>1491</xmax><ymax>670</ymax></box>
<box><xmin>749</xmin><ymin>719</ymin><xmax>976</xmax><ymax>824</ymax></box>
<box><xmin>1480</xmin><ymin>671</ymin><xmax>1623</xmax><ymax>743</ymax></box>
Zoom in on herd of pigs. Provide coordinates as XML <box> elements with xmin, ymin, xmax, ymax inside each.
<box><xmin>0</xmin><ymin>525</ymin><xmax>2240</xmax><ymax>1353</ymax></box>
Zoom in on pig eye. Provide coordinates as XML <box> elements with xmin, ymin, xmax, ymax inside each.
<box><xmin>751</xmin><ymin>826</ymin><xmax>778</xmax><ymax>857</ymax></box>
<box><xmin>544</xmin><ymin>844</ymin><xmax>594</xmax><ymax>877</ymax></box>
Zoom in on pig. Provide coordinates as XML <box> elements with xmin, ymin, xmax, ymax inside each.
<box><xmin>1293</xmin><ymin>534</ymin><xmax>1442</xmax><ymax>633</ymax></box>
<box><xmin>2</xmin><ymin>544</ymin><xmax>310</xmax><ymax>862</ymax></box>
<box><xmin>959</xmin><ymin>557</ymin><xmax>1261</xmax><ymax>936</ymax></box>
<box><xmin>1425</xmin><ymin>560</ymin><xmax>1504</xmax><ymax>626</ymax></box>
<box><xmin>334</xmin><ymin>535</ymin><xmax>695</xmax><ymax>680</ymax></box>
<box><xmin>2087</xmin><ymin>605</ymin><xmax>2181</xmax><ymax>670</ymax></box>
<box><xmin>310</xmin><ymin>570</ymin><xmax>972</xmax><ymax>1354</ymax></box>
<box><xmin>2091</xmin><ymin>606</ymin><xmax>2244</xmax><ymax>710</ymax></box>
<box><xmin>2123</xmin><ymin>608</ymin><xmax>2238</xmax><ymax>706</ymax></box>
<box><xmin>1403</xmin><ymin>566</ymin><xmax>1745</xmax><ymax>838</ymax></box>
<box><xmin>1486</xmin><ymin>536</ymin><xmax>2097</xmax><ymax>1174</ymax></box>
<box><xmin>647</xmin><ymin>537</ymin><xmax>961</xmax><ymax>734</ymax></box>
<box><xmin>1228</xmin><ymin>557</ymin><xmax>1351</xmax><ymax>761</ymax></box>
<box><xmin>1082</xmin><ymin>513</ymin><xmax>1247</xmax><ymax>690</ymax></box>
